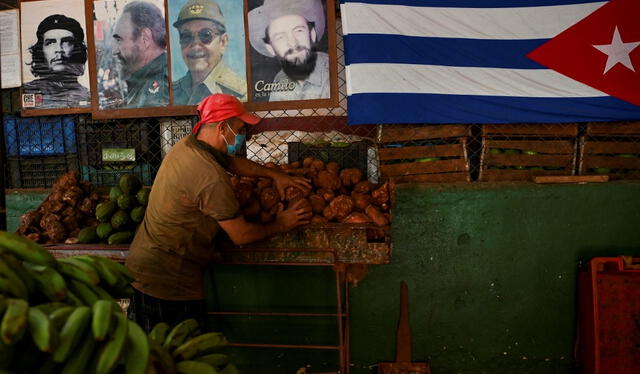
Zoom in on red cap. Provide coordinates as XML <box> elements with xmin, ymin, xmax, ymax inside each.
<box><xmin>193</xmin><ymin>94</ymin><xmax>260</xmax><ymax>134</ymax></box>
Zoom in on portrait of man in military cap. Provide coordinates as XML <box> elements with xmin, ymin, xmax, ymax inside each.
<box><xmin>169</xmin><ymin>0</ymin><xmax>247</xmax><ymax>106</ymax></box>
<box><xmin>247</xmin><ymin>0</ymin><xmax>330</xmax><ymax>103</ymax></box>
<box><xmin>20</xmin><ymin>0</ymin><xmax>91</xmax><ymax>110</ymax></box>
<box><xmin>93</xmin><ymin>0</ymin><xmax>169</xmax><ymax>109</ymax></box>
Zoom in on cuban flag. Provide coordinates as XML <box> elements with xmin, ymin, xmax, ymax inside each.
<box><xmin>341</xmin><ymin>0</ymin><xmax>640</xmax><ymax>125</ymax></box>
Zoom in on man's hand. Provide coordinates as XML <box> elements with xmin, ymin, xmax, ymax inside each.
<box><xmin>275</xmin><ymin>199</ymin><xmax>313</xmax><ymax>231</ymax></box>
<box><xmin>270</xmin><ymin>171</ymin><xmax>312</xmax><ymax>200</ymax></box>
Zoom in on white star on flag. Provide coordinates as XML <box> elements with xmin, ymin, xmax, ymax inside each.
<box><xmin>592</xmin><ymin>26</ymin><xmax>640</xmax><ymax>74</ymax></box>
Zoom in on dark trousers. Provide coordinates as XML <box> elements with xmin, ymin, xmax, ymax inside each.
<box><xmin>127</xmin><ymin>288</ymin><xmax>206</xmax><ymax>333</ymax></box>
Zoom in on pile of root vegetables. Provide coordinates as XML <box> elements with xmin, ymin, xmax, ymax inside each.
<box><xmin>231</xmin><ymin>158</ymin><xmax>391</xmax><ymax>226</ymax></box>
<box><xmin>17</xmin><ymin>172</ymin><xmax>102</xmax><ymax>244</ymax></box>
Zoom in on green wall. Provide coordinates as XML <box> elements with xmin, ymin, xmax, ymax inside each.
<box><xmin>6</xmin><ymin>182</ymin><xmax>640</xmax><ymax>373</ymax></box>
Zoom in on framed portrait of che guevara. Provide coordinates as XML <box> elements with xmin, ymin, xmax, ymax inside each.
<box><xmin>245</xmin><ymin>0</ymin><xmax>338</xmax><ymax>111</ymax></box>
<box><xmin>168</xmin><ymin>0</ymin><xmax>248</xmax><ymax>108</ymax></box>
<box><xmin>88</xmin><ymin>0</ymin><xmax>175</xmax><ymax>119</ymax></box>
<box><xmin>20</xmin><ymin>0</ymin><xmax>93</xmax><ymax>116</ymax></box>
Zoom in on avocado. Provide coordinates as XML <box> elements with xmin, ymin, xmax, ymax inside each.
<box><xmin>77</xmin><ymin>227</ymin><xmax>98</xmax><ymax>244</ymax></box>
<box><xmin>96</xmin><ymin>223</ymin><xmax>113</xmax><ymax>239</ymax></box>
<box><xmin>130</xmin><ymin>206</ymin><xmax>146</xmax><ymax>223</ymax></box>
<box><xmin>109</xmin><ymin>186</ymin><xmax>123</xmax><ymax>202</ymax></box>
<box><xmin>95</xmin><ymin>201</ymin><xmax>118</xmax><ymax>223</ymax></box>
<box><xmin>119</xmin><ymin>174</ymin><xmax>142</xmax><ymax>195</ymax></box>
<box><xmin>111</xmin><ymin>210</ymin><xmax>130</xmax><ymax>231</ymax></box>
<box><xmin>136</xmin><ymin>188</ymin><xmax>150</xmax><ymax>206</ymax></box>
<box><xmin>117</xmin><ymin>194</ymin><xmax>136</xmax><ymax>211</ymax></box>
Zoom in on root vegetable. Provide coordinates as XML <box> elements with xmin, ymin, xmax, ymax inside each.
<box><xmin>365</xmin><ymin>205</ymin><xmax>389</xmax><ymax>226</ymax></box>
<box><xmin>316</xmin><ymin>188</ymin><xmax>335</xmax><ymax>203</ymax></box>
<box><xmin>371</xmin><ymin>181</ymin><xmax>390</xmax><ymax>206</ymax></box>
<box><xmin>326</xmin><ymin>162</ymin><xmax>340</xmax><ymax>175</ymax></box>
<box><xmin>310</xmin><ymin>159</ymin><xmax>325</xmax><ymax>171</ymax></box>
<box><xmin>339</xmin><ymin>168</ymin><xmax>363</xmax><ymax>187</ymax></box>
<box><xmin>311</xmin><ymin>215</ymin><xmax>329</xmax><ymax>224</ymax></box>
<box><xmin>309</xmin><ymin>194</ymin><xmax>326</xmax><ymax>214</ymax></box>
<box><xmin>303</xmin><ymin>157</ymin><xmax>314</xmax><ymax>168</ymax></box>
<box><xmin>342</xmin><ymin>212</ymin><xmax>371</xmax><ymax>224</ymax></box>
<box><xmin>291</xmin><ymin>161</ymin><xmax>302</xmax><ymax>168</ymax></box>
<box><xmin>315</xmin><ymin>171</ymin><xmax>341</xmax><ymax>191</ymax></box>
<box><xmin>328</xmin><ymin>195</ymin><xmax>354</xmax><ymax>221</ymax></box>
<box><xmin>351</xmin><ymin>192</ymin><xmax>371</xmax><ymax>211</ymax></box>
<box><xmin>353</xmin><ymin>181</ymin><xmax>375</xmax><ymax>194</ymax></box>
<box><xmin>259</xmin><ymin>187</ymin><xmax>279</xmax><ymax>210</ymax></box>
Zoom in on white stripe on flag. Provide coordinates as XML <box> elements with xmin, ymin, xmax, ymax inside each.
<box><xmin>342</xmin><ymin>2</ymin><xmax>605</xmax><ymax>39</ymax></box>
<box><xmin>345</xmin><ymin>63</ymin><xmax>606</xmax><ymax>97</ymax></box>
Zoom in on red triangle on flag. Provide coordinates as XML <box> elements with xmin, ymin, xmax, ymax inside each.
<box><xmin>528</xmin><ymin>0</ymin><xmax>640</xmax><ymax>106</ymax></box>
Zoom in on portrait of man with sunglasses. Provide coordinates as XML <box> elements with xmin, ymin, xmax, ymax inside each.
<box><xmin>171</xmin><ymin>0</ymin><xmax>247</xmax><ymax>106</ymax></box>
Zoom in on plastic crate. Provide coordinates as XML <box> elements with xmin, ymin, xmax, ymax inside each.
<box><xmin>6</xmin><ymin>155</ymin><xmax>79</xmax><ymax>188</ymax></box>
<box><xmin>77</xmin><ymin>121</ymin><xmax>160</xmax><ymax>187</ymax></box>
<box><xmin>81</xmin><ymin>164</ymin><xmax>154</xmax><ymax>187</ymax></box>
<box><xmin>288</xmin><ymin>141</ymin><xmax>370</xmax><ymax>175</ymax></box>
<box><xmin>577</xmin><ymin>257</ymin><xmax>640</xmax><ymax>374</ymax></box>
<box><xmin>4</xmin><ymin>115</ymin><xmax>77</xmax><ymax>156</ymax></box>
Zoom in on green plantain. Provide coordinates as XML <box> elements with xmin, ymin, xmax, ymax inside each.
<box><xmin>125</xmin><ymin>320</ymin><xmax>150</xmax><ymax>374</ymax></box>
<box><xmin>0</xmin><ymin>298</ymin><xmax>29</xmax><ymax>345</ymax></box>
<box><xmin>175</xmin><ymin>360</ymin><xmax>217</xmax><ymax>374</ymax></box>
<box><xmin>91</xmin><ymin>300</ymin><xmax>112</xmax><ymax>341</ymax></box>
<box><xmin>27</xmin><ymin>307</ymin><xmax>58</xmax><ymax>352</ymax></box>
<box><xmin>149</xmin><ymin>322</ymin><xmax>170</xmax><ymax>343</ymax></box>
<box><xmin>0</xmin><ymin>231</ymin><xmax>57</xmax><ymax>267</ymax></box>
<box><xmin>172</xmin><ymin>332</ymin><xmax>227</xmax><ymax>361</ymax></box>
<box><xmin>95</xmin><ymin>311</ymin><xmax>128</xmax><ymax>374</ymax></box>
<box><xmin>163</xmin><ymin>319</ymin><xmax>199</xmax><ymax>352</ymax></box>
<box><xmin>52</xmin><ymin>306</ymin><xmax>91</xmax><ymax>363</ymax></box>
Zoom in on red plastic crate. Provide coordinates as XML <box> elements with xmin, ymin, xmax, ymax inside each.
<box><xmin>577</xmin><ymin>257</ymin><xmax>640</xmax><ymax>374</ymax></box>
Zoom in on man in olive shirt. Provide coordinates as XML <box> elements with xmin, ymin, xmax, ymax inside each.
<box><xmin>126</xmin><ymin>93</ymin><xmax>312</xmax><ymax>330</ymax></box>
<box><xmin>111</xmin><ymin>1</ymin><xmax>169</xmax><ymax>108</ymax></box>
<box><xmin>172</xmin><ymin>0</ymin><xmax>247</xmax><ymax>105</ymax></box>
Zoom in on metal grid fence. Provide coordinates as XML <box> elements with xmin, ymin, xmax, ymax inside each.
<box><xmin>3</xmin><ymin>16</ymin><xmax>640</xmax><ymax>189</ymax></box>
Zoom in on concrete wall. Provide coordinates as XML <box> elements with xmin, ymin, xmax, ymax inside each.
<box><xmin>7</xmin><ymin>182</ymin><xmax>640</xmax><ymax>373</ymax></box>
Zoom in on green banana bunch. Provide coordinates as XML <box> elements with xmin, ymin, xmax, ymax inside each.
<box><xmin>96</xmin><ymin>311</ymin><xmax>128</xmax><ymax>374</ymax></box>
<box><xmin>125</xmin><ymin>320</ymin><xmax>150</xmax><ymax>374</ymax></box>
<box><xmin>24</xmin><ymin>263</ymin><xmax>67</xmax><ymax>302</ymax></box>
<box><xmin>53</xmin><ymin>306</ymin><xmax>91</xmax><ymax>363</ymax></box>
<box><xmin>194</xmin><ymin>353</ymin><xmax>229</xmax><ymax>369</ymax></box>
<box><xmin>149</xmin><ymin>322</ymin><xmax>170</xmax><ymax>343</ymax></box>
<box><xmin>60</xmin><ymin>329</ymin><xmax>95</xmax><ymax>374</ymax></box>
<box><xmin>72</xmin><ymin>256</ymin><xmax>134</xmax><ymax>298</ymax></box>
<box><xmin>219</xmin><ymin>363</ymin><xmax>240</xmax><ymax>374</ymax></box>
<box><xmin>175</xmin><ymin>360</ymin><xmax>217</xmax><ymax>374</ymax></box>
<box><xmin>92</xmin><ymin>300</ymin><xmax>113</xmax><ymax>341</ymax></box>
<box><xmin>0</xmin><ymin>252</ymin><xmax>36</xmax><ymax>294</ymax></box>
<box><xmin>49</xmin><ymin>305</ymin><xmax>75</xmax><ymax>330</ymax></box>
<box><xmin>68</xmin><ymin>279</ymin><xmax>99</xmax><ymax>306</ymax></box>
<box><xmin>0</xmin><ymin>298</ymin><xmax>29</xmax><ymax>345</ymax></box>
<box><xmin>164</xmin><ymin>319</ymin><xmax>199</xmax><ymax>352</ymax></box>
<box><xmin>27</xmin><ymin>307</ymin><xmax>58</xmax><ymax>352</ymax></box>
<box><xmin>0</xmin><ymin>256</ymin><xmax>29</xmax><ymax>299</ymax></box>
<box><xmin>149</xmin><ymin>338</ymin><xmax>177</xmax><ymax>374</ymax></box>
<box><xmin>0</xmin><ymin>231</ymin><xmax>57</xmax><ymax>267</ymax></box>
<box><xmin>58</xmin><ymin>261</ymin><xmax>100</xmax><ymax>286</ymax></box>
<box><xmin>172</xmin><ymin>332</ymin><xmax>227</xmax><ymax>361</ymax></box>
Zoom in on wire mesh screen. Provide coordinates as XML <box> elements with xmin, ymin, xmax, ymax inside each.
<box><xmin>3</xmin><ymin>15</ymin><xmax>640</xmax><ymax>189</ymax></box>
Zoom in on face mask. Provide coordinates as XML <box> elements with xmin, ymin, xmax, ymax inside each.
<box><xmin>222</xmin><ymin>122</ymin><xmax>246</xmax><ymax>155</ymax></box>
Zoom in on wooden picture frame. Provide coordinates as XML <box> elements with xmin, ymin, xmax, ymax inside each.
<box><xmin>244</xmin><ymin>0</ymin><xmax>338</xmax><ymax>112</ymax></box>
<box><xmin>19</xmin><ymin>0</ymin><xmax>93</xmax><ymax>116</ymax></box>
<box><xmin>22</xmin><ymin>0</ymin><xmax>339</xmax><ymax>118</ymax></box>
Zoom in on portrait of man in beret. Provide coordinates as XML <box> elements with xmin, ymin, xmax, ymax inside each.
<box><xmin>248</xmin><ymin>0</ymin><xmax>330</xmax><ymax>103</ymax></box>
<box><xmin>21</xmin><ymin>7</ymin><xmax>91</xmax><ymax>109</ymax></box>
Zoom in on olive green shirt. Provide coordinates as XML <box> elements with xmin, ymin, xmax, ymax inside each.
<box><xmin>124</xmin><ymin>52</ymin><xmax>169</xmax><ymax>108</ymax></box>
<box><xmin>126</xmin><ymin>135</ymin><xmax>239</xmax><ymax>300</ymax></box>
<box><xmin>173</xmin><ymin>62</ymin><xmax>247</xmax><ymax>105</ymax></box>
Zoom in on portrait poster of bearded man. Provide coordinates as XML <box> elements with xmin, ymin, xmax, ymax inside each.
<box><xmin>247</xmin><ymin>0</ymin><xmax>330</xmax><ymax>103</ymax></box>
<box><xmin>20</xmin><ymin>0</ymin><xmax>91</xmax><ymax>110</ymax></box>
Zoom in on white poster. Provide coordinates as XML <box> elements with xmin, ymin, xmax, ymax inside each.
<box><xmin>0</xmin><ymin>9</ymin><xmax>21</xmax><ymax>88</ymax></box>
<box><xmin>20</xmin><ymin>0</ymin><xmax>91</xmax><ymax>109</ymax></box>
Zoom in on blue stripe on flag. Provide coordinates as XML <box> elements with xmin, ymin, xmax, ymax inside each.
<box><xmin>344</xmin><ymin>35</ymin><xmax>548</xmax><ymax>68</ymax></box>
<box><xmin>347</xmin><ymin>93</ymin><xmax>640</xmax><ymax>125</ymax></box>
<box><xmin>340</xmin><ymin>0</ymin><xmax>604</xmax><ymax>8</ymax></box>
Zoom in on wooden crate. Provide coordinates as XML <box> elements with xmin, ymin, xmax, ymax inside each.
<box><xmin>579</xmin><ymin>121</ymin><xmax>640</xmax><ymax>180</ymax></box>
<box><xmin>479</xmin><ymin>124</ymin><xmax>578</xmax><ymax>182</ymax></box>
<box><xmin>378</xmin><ymin>124</ymin><xmax>470</xmax><ymax>183</ymax></box>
